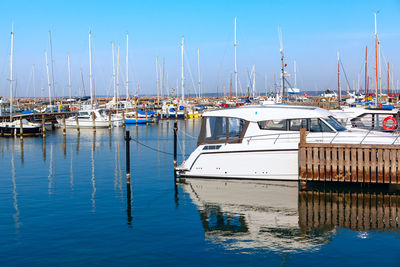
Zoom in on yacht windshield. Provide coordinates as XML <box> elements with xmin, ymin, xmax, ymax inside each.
<box><xmin>323</xmin><ymin>116</ymin><xmax>346</xmax><ymax>131</ymax></box>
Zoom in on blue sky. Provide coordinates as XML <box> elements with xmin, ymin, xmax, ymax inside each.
<box><xmin>0</xmin><ymin>0</ymin><xmax>399</xmax><ymax>97</ymax></box>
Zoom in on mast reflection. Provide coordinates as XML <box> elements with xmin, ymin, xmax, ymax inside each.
<box><xmin>11</xmin><ymin>141</ymin><xmax>21</xmax><ymax>234</ymax></box>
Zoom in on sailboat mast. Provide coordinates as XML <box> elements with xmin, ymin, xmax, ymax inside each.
<box><xmin>378</xmin><ymin>40</ymin><xmax>382</xmax><ymax>100</ymax></box>
<box><xmin>181</xmin><ymin>36</ymin><xmax>185</xmax><ymax>102</ymax></box>
<box><xmin>48</xmin><ymin>31</ymin><xmax>56</xmax><ymax>99</ymax></box>
<box><xmin>67</xmin><ymin>54</ymin><xmax>72</xmax><ymax>99</ymax></box>
<box><xmin>234</xmin><ymin>17</ymin><xmax>238</xmax><ymax>98</ymax></box>
<box><xmin>162</xmin><ymin>57</ymin><xmax>165</xmax><ymax>98</ymax></box>
<box><xmin>88</xmin><ymin>31</ymin><xmax>93</xmax><ymax>108</ymax></box>
<box><xmin>387</xmin><ymin>62</ymin><xmax>390</xmax><ymax>96</ymax></box>
<box><xmin>338</xmin><ymin>51</ymin><xmax>341</xmax><ymax>108</ymax></box>
<box><xmin>125</xmin><ymin>32</ymin><xmax>129</xmax><ymax>105</ymax></box>
<box><xmin>365</xmin><ymin>46</ymin><xmax>368</xmax><ymax>96</ymax></box>
<box><xmin>32</xmin><ymin>64</ymin><xmax>36</xmax><ymax>99</ymax></box>
<box><xmin>116</xmin><ymin>44</ymin><xmax>120</xmax><ymax>113</ymax></box>
<box><xmin>9</xmin><ymin>29</ymin><xmax>14</xmax><ymax>120</ymax></box>
<box><xmin>294</xmin><ymin>60</ymin><xmax>297</xmax><ymax>88</ymax></box>
<box><xmin>197</xmin><ymin>48</ymin><xmax>201</xmax><ymax>99</ymax></box>
<box><xmin>111</xmin><ymin>42</ymin><xmax>116</xmax><ymax>102</ymax></box>
<box><xmin>156</xmin><ymin>56</ymin><xmax>159</xmax><ymax>104</ymax></box>
<box><xmin>45</xmin><ymin>51</ymin><xmax>52</xmax><ymax>108</ymax></box>
<box><xmin>274</xmin><ymin>74</ymin><xmax>277</xmax><ymax>98</ymax></box>
<box><xmin>374</xmin><ymin>12</ymin><xmax>379</xmax><ymax>105</ymax></box>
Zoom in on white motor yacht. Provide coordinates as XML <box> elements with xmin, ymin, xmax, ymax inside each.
<box><xmin>176</xmin><ymin>105</ymin><xmax>400</xmax><ymax>180</ymax></box>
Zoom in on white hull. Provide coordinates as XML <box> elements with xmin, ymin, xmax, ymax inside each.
<box><xmin>181</xmin><ymin>149</ymin><xmax>298</xmax><ymax>180</ymax></box>
<box><xmin>64</xmin><ymin>119</ymin><xmax>110</xmax><ymax>128</ymax></box>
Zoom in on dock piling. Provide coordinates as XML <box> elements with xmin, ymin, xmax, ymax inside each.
<box><xmin>41</xmin><ymin>114</ymin><xmax>46</xmax><ymax>138</ymax></box>
<box><xmin>108</xmin><ymin>112</ymin><xmax>112</xmax><ymax>129</ymax></box>
<box><xmin>75</xmin><ymin>114</ymin><xmax>80</xmax><ymax>134</ymax></box>
<box><xmin>174</xmin><ymin>121</ymin><xmax>178</xmax><ymax>170</ymax></box>
<box><xmin>19</xmin><ymin>117</ymin><xmax>23</xmax><ymax>139</ymax></box>
<box><xmin>122</xmin><ymin>111</ymin><xmax>126</xmax><ymax>127</ymax></box>
<box><xmin>125</xmin><ymin>130</ymin><xmax>131</xmax><ymax>184</ymax></box>
<box><xmin>62</xmin><ymin>114</ymin><xmax>66</xmax><ymax>136</ymax></box>
<box><xmin>91</xmin><ymin>112</ymin><xmax>96</xmax><ymax>132</ymax></box>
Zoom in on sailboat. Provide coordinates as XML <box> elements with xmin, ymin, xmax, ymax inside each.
<box><xmin>0</xmin><ymin>28</ymin><xmax>41</xmax><ymax>136</ymax></box>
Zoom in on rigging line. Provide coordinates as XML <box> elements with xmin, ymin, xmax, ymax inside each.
<box><xmin>183</xmin><ymin>47</ymin><xmax>199</xmax><ymax>98</ymax></box>
<box><xmin>339</xmin><ymin>59</ymin><xmax>352</xmax><ymax>92</ymax></box>
<box><xmin>178</xmin><ymin>129</ymin><xmax>197</xmax><ymax>139</ymax></box>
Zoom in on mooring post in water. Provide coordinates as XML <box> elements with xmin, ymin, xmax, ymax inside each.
<box><xmin>125</xmin><ymin>130</ymin><xmax>131</xmax><ymax>184</ymax></box>
<box><xmin>19</xmin><ymin>117</ymin><xmax>23</xmax><ymax>139</ymax></box>
<box><xmin>122</xmin><ymin>111</ymin><xmax>126</xmax><ymax>127</ymax></box>
<box><xmin>62</xmin><ymin>114</ymin><xmax>66</xmax><ymax>136</ymax></box>
<box><xmin>135</xmin><ymin>108</ymin><xmax>138</xmax><ymax>125</ymax></box>
<box><xmin>108</xmin><ymin>112</ymin><xmax>112</xmax><ymax>129</ymax></box>
<box><xmin>41</xmin><ymin>114</ymin><xmax>46</xmax><ymax>138</ymax></box>
<box><xmin>145</xmin><ymin>108</ymin><xmax>148</xmax><ymax>125</ymax></box>
<box><xmin>174</xmin><ymin>121</ymin><xmax>178</xmax><ymax>169</ymax></box>
<box><xmin>91</xmin><ymin>111</ymin><xmax>96</xmax><ymax>132</ymax></box>
<box><xmin>75</xmin><ymin>114</ymin><xmax>80</xmax><ymax>134</ymax></box>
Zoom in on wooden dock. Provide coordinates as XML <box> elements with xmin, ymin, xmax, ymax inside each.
<box><xmin>298</xmin><ymin>128</ymin><xmax>400</xmax><ymax>185</ymax></box>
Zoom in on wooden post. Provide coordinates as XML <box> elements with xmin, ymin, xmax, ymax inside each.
<box><xmin>145</xmin><ymin>108</ymin><xmax>148</xmax><ymax>125</ymax></box>
<box><xmin>166</xmin><ymin>106</ymin><xmax>169</xmax><ymax>120</ymax></box>
<box><xmin>174</xmin><ymin>121</ymin><xmax>178</xmax><ymax>170</ymax></box>
<box><xmin>91</xmin><ymin>111</ymin><xmax>96</xmax><ymax>132</ymax></box>
<box><xmin>19</xmin><ymin>117</ymin><xmax>23</xmax><ymax>139</ymax></box>
<box><xmin>75</xmin><ymin>114</ymin><xmax>80</xmax><ymax>134</ymax></box>
<box><xmin>62</xmin><ymin>114</ymin><xmax>66</xmax><ymax>136</ymax></box>
<box><xmin>122</xmin><ymin>111</ymin><xmax>126</xmax><ymax>127</ymax></box>
<box><xmin>192</xmin><ymin>108</ymin><xmax>194</xmax><ymax>119</ymax></box>
<box><xmin>42</xmin><ymin>114</ymin><xmax>46</xmax><ymax>138</ymax></box>
<box><xmin>300</xmin><ymin>128</ymin><xmax>306</xmax><ymax>144</ymax></box>
<box><xmin>125</xmin><ymin>130</ymin><xmax>131</xmax><ymax>184</ymax></box>
<box><xmin>135</xmin><ymin>108</ymin><xmax>138</xmax><ymax>125</ymax></box>
<box><xmin>175</xmin><ymin>107</ymin><xmax>178</xmax><ymax>120</ymax></box>
<box><xmin>108</xmin><ymin>112</ymin><xmax>112</xmax><ymax>129</ymax></box>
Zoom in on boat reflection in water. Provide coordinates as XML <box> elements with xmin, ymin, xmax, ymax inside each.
<box><xmin>181</xmin><ymin>179</ymin><xmax>400</xmax><ymax>253</ymax></box>
<box><xmin>180</xmin><ymin>179</ymin><xmax>331</xmax><ymax>252</ymax></box>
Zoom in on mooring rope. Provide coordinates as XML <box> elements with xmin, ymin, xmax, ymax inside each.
<box><xmin>130</xmin><ymin>137</ymin><xmax>184</xmax><ymax>156</ymax></box>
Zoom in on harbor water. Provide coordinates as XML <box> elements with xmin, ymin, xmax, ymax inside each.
<box><xmin>1</xmin><ymin>120</ymin><xmax>400</xmax><ymax>266</ymax></box>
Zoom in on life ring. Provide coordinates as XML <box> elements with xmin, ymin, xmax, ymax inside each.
<box><xmin>383</xmin><ymin>116</ymin><xmax>398</xmax><ymax>130</ymax></box>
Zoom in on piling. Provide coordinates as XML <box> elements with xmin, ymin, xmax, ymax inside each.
<box><xmin>122</xmin><ymin>111</ymin><xmax>126</xmax><ymax>127</ymax></box>
<box><xmin>41</xmin><ymin>114</ymin><xmax>46</xmax><ymax>138</ymax></box>
<box><xmin>192</xmin><ymin>109</ymin><xmax>194</xmax><ymax>119</ymax></box>
<box><xmin>125</xmin><ymin>130</ymin><xmax>131</xmax><ymax>184</ymax></box>
<box><xmin>166</xmin><ymin>107</ymin><xmax>169</xmax><ymax>120</ymax></box>
<box><xmin>91</xmin><ymin>111</ymin><xmax>96</xmax><ymax>132</ymax></box>
<box><xmin>62</xmin><ymin>114</ymin><xmax>66</xmax><ymax>136</ymax></box>
<box><xmin>174</xmin><ymin>121</ymin><xmax>178</xmax><ymax>169</ymax></box>
<box><xmin>145</xmin><ymin>108</ymin><xmax>148</xmax><ymax>125</ymax></box>
<box><xmin>108</xmin><ymin>112</ymin><xmax>112</xmax><ymax>129</ymax></box>
<box><xmin>135</xmin><ymin>108</ymin><xmax>138</xmax><ymax>125</ymax></box>
<box><xmin>175</xmin><ymin>108</ymin><xmax>178</xmax><ymax>121</ymax></box>
<box><xmin>75</xmin><ymin>114</ymin><xmax>80</xmax><ymax>134</ymax></box>
<box><xmin>19</xmin><ymin>117</ymin><xmax>23</xmax><ymax>139</ymax></box>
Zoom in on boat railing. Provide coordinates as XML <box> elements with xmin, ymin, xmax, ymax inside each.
<box><xmin>243</xmin><ymin>130</ymin><xmax>400</xmax><ymax>145</ymax></box>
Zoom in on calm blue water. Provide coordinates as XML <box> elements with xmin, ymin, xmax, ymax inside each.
<box><xmin>1</xmin><ymin>120</ymin><xmax>400</xmax><ymax>266</ymax></box>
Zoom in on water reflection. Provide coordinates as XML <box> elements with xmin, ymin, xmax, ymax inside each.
<box><xmin>70</xmin><ymin>143</ymin><xmax>74</xmax><ymax>190</ymax></box>
<box><xmin>48</xmin><ymin>144</ymin><xmax>54</xmax><ymax>195</ymax></box>
<box><xmin>19</xmin><ymin>139</ymin><xmax>24</xmax><ymax>164</ymax></box>
<box><xmin>181</xmin><ymin>178</ymin><xmax>400</xmax><ymax>253</ymax></box>
<box><xmin>11</xmin><ymin>141</ymin><xmax>21</xmax><ymax>234</ymax></box>
<box><xmin>91</xmin><ymin>133</ymin><xmax>96</xmax><ymax>212</ymax></box>
<box><xmin>299</xmin><ymin>189</ymin><xmax>400</xmax><ymax>231</ymax></box>
<box><xmin>180</xmin><ymin>179</ymin><xmax>329</xmax><ymax>252</ymax></box>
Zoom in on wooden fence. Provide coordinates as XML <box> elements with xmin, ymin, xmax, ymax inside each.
<box><xmin>298</xmin><ymin>128</ymin><xmax>400</xmax><ymax>184</ymax></box>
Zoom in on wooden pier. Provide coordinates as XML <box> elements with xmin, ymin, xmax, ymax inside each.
<box><xmin>298</xmin><ymin>128</ymin><xmax>400</xmax><ymax>185</ymax></box>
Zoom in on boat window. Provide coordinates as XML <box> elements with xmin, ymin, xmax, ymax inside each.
<box><xmin>258</xmin><ymin>119</ymin><xmax>287</xmax><ymax>131</ymax></box>
<box><xmin>205</xmin><ymin>117</ymin><xmax>227</xmax><ymax>141</ymax></box>
<box><xmin>323</xmin><ymin>116</ymin><xmax>346</xmax><ymax>131</ymax></box>
<box><xmin>351</xmin><ymin>114</ymin><xmax>373</xmax><ymax>129</ymax></box>
<box><xmin>80</xmin><ymin>112</ymin><xmax>89</xmax><ymax>116</ymax></box>
<box><xmin>289</xmin><ymin>119</ymin><xmax>307</xmax><ymax>131</ymax></box>
<box><xmin>310</xmin><ymin>118</ymin><xmax>333</xmax><ymax>132</ymax></box>
<box><xmin>228</xmin><ymin>118</ymin><xmax>244</xmax><ymax>139</ymax></box>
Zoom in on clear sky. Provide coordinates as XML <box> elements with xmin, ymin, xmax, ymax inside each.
<box><xmin>0</xmin><ymin>0</ymin><xmax>400</xmax><ymax>98</ymax></box>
